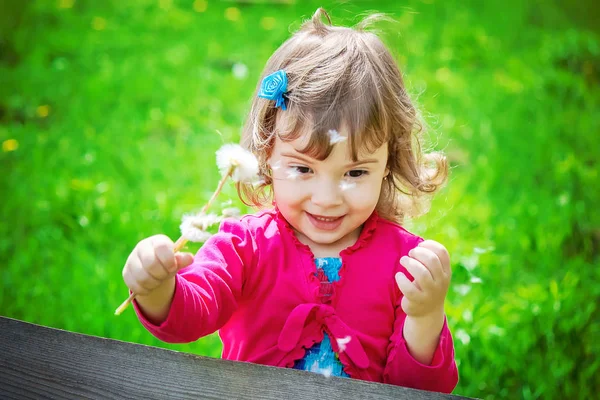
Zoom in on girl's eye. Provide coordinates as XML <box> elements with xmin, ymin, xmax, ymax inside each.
<box><xmin>346</xmin><ymin>170</ymin><xmax>368</xmax><ymax>178</ymax></box>
<box><xmin>292</xmin><ymin>166</ymin><xmax>312</xmax><ymax>174</ymax></box>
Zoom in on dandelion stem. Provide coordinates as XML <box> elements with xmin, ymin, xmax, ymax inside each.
<box><xmin>114</xmin><ymin>165</ymin><xmax>235</xmax><ymax>316</ymax></box>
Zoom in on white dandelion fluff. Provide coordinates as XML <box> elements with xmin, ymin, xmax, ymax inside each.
<box><xmin>328</xmin><ymin>129</ymin><xmax>347</xmax><ymax>145</ymax></box>
<box><xmin>216</xmin><ymin>144</ymin><xmax>259</xmax><ymax>183</ymax></box>
<box><xmin>231</xmin><ymin>62</ymin><xmax>248</xmax><ymax>80</ymax></box>
<box><xmin>339</xmin><ymin>181</ymin><xmax>356</xmax><ymax>191</ymax></box>
<box><xmin>221</xmin><ymin>207</ymin><xmax>241</xmax><ymax>218</ymax></box>
<box><xmin>270</xmin><ymin>160</ymin><xmax>282</xmax><ymax>170</ymax></box>
<box><xmin>286</xmin><ymin>168</ymin><xmax>300</xmax><ymax>180</ymax></box>
<box><xmin>336</xmin><ymin>336</ymin><xmax>351</xmax><ymax>353</ymax></box>
<box><xmin>251</xmin><ymin>179</ymin><xmax>266</xmax><ymax>188</ymax></box>
<box><xmin>310</xmin><ymin>362</ymin><xmax>333</xmax><ymax>378</ymax></box>
<box><xmin>180</xmin><ymin>212</ymin><xmax>221</xmax><ymax>242</ymax></box>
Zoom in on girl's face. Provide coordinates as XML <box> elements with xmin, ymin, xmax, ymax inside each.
<box><xmin>269</xmin><ymin>119</ymin><xmax>389</xmax><ymax>256</ymax></box>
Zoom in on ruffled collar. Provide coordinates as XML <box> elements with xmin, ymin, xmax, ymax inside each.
<box><xmin>272</xmin><ymin>208</ymin><xmax>379</xmax><ymax>256</ymax></box>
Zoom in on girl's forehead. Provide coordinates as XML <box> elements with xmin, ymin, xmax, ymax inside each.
<box><xmin>273</xmin><ymin>134</ymin><xmax>386</xmax><ymax>162</ymax></box>
<box><xmin>273</xmin><ymin>111</ymin><xmax>387</xmax><ymax>161</ymax></box>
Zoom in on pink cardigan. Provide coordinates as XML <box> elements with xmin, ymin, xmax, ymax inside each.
<box><xmin>134</xmin><ymin>209</ymin><xmax>458</xmax><ymax>393</ymax></box>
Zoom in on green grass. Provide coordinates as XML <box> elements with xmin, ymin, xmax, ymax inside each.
<box><xmin>1</xmin><ymin>0</ymin><xmax>598</xmax><ymax>398</ymax></box>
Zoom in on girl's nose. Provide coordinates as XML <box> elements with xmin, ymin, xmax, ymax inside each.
<box><xmin>311</xmin><ymin>178</ymin><xmax>343</xmax><ymax>207</ymax></box>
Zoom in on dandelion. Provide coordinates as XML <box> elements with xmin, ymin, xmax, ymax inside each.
<box><xmin>251</xmin><ymin>179</ymin><xmax>266</xmax><ymax>188</ymax></box>
<box><xmin>339</xmin><ymin>181</ymin><xmax>356</xmax><ymax>191</ymax></box>
<box><xmin>336</xmin><ymin>336</ymin><xmax>351</xmax><ymax>353</ymax></box>
<box><xmin>115</xmin><ymin>143</ymin><xmax>260</xmax><ymax>316</ymax></box>
<box><xmin>180</xmin><ymin>212</ymin><xmax>221</xmax><ymax>242</ymax></box>
<box><xmin>216</xmin><ymin>144</ymin><xmax>259</xmax><ymax>183</ymax></box>
<box><xmin>221</xmin><ymin>207</ymin><xmax>241</xmax><ymax>218</ymax></box>
<box><xmin>327</xmin><ymin>129</ymin><xmax>347</xmax><ymax>144</ymax></box>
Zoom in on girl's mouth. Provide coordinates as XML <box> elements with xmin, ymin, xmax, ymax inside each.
<box><xmin>306</xmin><ymin>212</ymin><xmax>344</xmax><ymax>231</ymax></box>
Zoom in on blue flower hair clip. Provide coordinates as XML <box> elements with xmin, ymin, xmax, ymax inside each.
<box><xmin>258</xmin><ymin>70</ymin><xmax>288</xmax><ymax>110</ymax></box>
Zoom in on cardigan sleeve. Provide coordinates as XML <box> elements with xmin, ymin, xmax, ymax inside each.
<box><xmin>382</xmin><ymin>303</ymin><xmax>459</xmax><ymax>393</ymax></box>
<box><xmin>133</xmin><ymin>217</ymin><xmax>256</xmax><ymax>343</ymax></box>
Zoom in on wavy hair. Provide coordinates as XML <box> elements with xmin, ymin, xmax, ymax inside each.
<box><xmin>238</xmin><ymin>8</ymin><xmax>447</xmax><ymax>223</ymax></box>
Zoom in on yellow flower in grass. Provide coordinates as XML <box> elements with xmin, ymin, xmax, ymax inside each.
<box><xmin>193</xmin><ymin>0</ymin><xmax>207</xmax><ymax>12</ymax></box>
<box><xmin>36</xmin><ymin>105</ymin><xmax>50</xmax><ymax>118</ymax></box>
<box><xmin>2</xmin><ymin>139</ymin><xmax>18</xmax><ymax>152</ymax></box>
<box><xmin>225</xmin><ymin>7</ymin><xmax>240</xmax><ymax>22</ymax></box>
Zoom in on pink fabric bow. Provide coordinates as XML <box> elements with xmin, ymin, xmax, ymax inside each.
<box><xmin>277</xmin><ymin>303</ymin><xmax>370</xmax><ymax>369</ymax></box>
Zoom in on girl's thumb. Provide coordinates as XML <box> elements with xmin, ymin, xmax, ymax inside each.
<box><xmin>174</xmin><ymin>252</ymin><xmax>194</xmax><ymax>270</ymax></box>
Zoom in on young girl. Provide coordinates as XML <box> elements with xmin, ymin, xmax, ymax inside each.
<box><xmin>122</xmin><ymin>8</ymin><xmax>458</xmax><ymax>393</ymax></box>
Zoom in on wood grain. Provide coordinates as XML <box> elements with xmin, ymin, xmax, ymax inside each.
<box><xmin>0</xmin><ymin>316</ymin><xmax>474</xmax><ymax>399</ymax></box>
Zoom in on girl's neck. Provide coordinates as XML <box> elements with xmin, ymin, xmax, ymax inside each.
<box><xmin>293</xmin><ymin>225</ymin><xmax>363</xmax><ymax>258</ymax></box>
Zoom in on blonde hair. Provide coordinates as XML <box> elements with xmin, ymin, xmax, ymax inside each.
<box><xmin>239</xmin><ymin>8</ymin><xmax>447</xmax><ymax>223</ymax></box>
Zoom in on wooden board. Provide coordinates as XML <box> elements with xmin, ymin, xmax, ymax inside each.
<box><xmin>0</xmin><ymin>316</ymin><xmax>473</xmax><ymax>399</ymax></box>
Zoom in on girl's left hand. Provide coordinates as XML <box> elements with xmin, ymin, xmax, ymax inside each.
<box><xmin>395</xmin><ymin>240</ymin><xmax>452</xmax><ymax>318</ymax></box>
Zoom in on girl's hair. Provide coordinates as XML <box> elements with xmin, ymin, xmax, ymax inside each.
<box><xmin>239</xmin><ymin>8</ymin><xmax>447</xmax><ymax>223</ymax></box>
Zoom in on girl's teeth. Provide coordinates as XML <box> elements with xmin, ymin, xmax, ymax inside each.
<box><xmin>315</xmin><ymin>216</ymin><xmax>337</xmax><ymax>221</ymax></box>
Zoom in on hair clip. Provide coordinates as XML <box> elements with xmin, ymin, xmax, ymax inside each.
<box><xmin>258</xmin><ymin>70</ymin><xmax>288</xmax><ymax>110</ymax></box>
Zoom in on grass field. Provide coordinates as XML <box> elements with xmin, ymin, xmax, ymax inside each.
<box><xmin>1</xmin><ymin>0</ymin><xmax>598</xmax><ymax>398</ymax></box>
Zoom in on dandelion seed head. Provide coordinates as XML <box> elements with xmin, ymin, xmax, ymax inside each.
<box><xmin>180</xmin><ymin>213</ymin><xmax>221</xmax><ymax>242</ymax></box>
<box><xmin>216</xmin><ymin>144</ymin><xmax>259</xmax><ymax>183</ymax></box>
<box><xmin>181</xmin><ymin>228</ymin><xmax>213</xmax><ymax>243</ymax></box>
<box><xmin>222</xmin><ymin>207</ymin><xmax>241</xmax><ymax>218</ymax></box>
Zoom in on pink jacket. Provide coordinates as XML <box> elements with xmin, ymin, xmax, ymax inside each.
<box><xmin>134</xmin><ymin>209</ymin><xmax>458</xmax><ymax>393</ymax></box>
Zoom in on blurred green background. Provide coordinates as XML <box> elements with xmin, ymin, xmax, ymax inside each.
<box><xmin>1</xmin><ymin>0</ymin><xmax>598</xmax><ymax>398</ymax></box>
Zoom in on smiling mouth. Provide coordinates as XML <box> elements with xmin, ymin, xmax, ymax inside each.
<box><xmin>306</xmin><ymin>212</ymin><xmax>345</xmax><ymax>231</ymax></box>
<box><xmin>309</xmin><ymin>213</ymin><xmax>342</xmax><ymax>222</ymax></box>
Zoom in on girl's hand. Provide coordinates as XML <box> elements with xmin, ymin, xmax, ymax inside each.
<box><xmin>122</xmin><ymin>234</ymin><xmax>194</xmax><ymax>296</ymax></box>
<box><xmin>395</xmin><ymin>240</ymin><xmax>451</xmax><ymax>318</ymax></box>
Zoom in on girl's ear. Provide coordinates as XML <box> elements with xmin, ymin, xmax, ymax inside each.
<box><xmin>384</xmin><ymin>166</ymin><xmax>390</xmax><ymax>178</ymax></box>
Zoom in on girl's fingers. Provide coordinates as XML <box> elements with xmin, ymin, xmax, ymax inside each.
<box><xmin>152</xmin><ymin>235</ymin><xmax>178</xmax><ymax>273</ymax></box>
<box><xmin>395</xmin><ymin>271</ymin><xmax>423</xmax><ymax>300</ymax></box>
<box><xmin>130</xmin><ymin>258</ymin><xmax>162</xmax><ymax>291</ymax></box>
<box><xmin>174</xmin><ymin>252</ymin><xmax>195</xmax><ymax>270</ymax></box>
<box><xmin>122</xmin><ymin>259</ymin><xmax>150</xmax><ymax>295</ymax></box>
<box><xmin>400</xmin><ymin>255</ymin><xmax>434</xmax><ymax>290</ymax></box>
<box><xmin>418</xmin><ymin>240</ymin><xmax>451</xmax><ymax>276</ymax></box>
<box><xmin>407</xmin><ymin>247</ymin><xmax>442</xmax><ymax>282</ymax></box>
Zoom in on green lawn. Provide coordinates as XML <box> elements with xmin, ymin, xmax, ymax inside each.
<box><xmin>1</xmin><ymin>0</ymin><xmax>598</xmax><ymax>398</ymax></box>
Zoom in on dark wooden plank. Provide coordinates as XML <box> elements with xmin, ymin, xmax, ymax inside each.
<box><xmin>0</xmin><ymin>316</ymin><xmax>475</xmax><ymax>399</ymax></box>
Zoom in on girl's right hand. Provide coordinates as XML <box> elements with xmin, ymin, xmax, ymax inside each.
<box><xmin>122</xmin><ymin>234</ymin><xmax>195</xmax><ymax>296</ymax></box>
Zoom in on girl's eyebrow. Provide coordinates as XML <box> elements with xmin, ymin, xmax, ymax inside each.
<box><xmin>280</xmin><ymin>151</ymin><xmax>379</xmax><ymax>167</ymax></box>
<box><xmin>347</xmin><ymin>159</ymin><xmax>379</xmax><ymax>167</ymax></box>
<box><xmin>280</xmin><ymin>152</ymin><xmax>314</xmax><ymax>164</ymax></box>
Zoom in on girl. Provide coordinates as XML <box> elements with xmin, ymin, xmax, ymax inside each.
<box><xmin>122</xmin><ymin>8</ymin><xmax>458</xmax><ymax>393</ymax></box>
